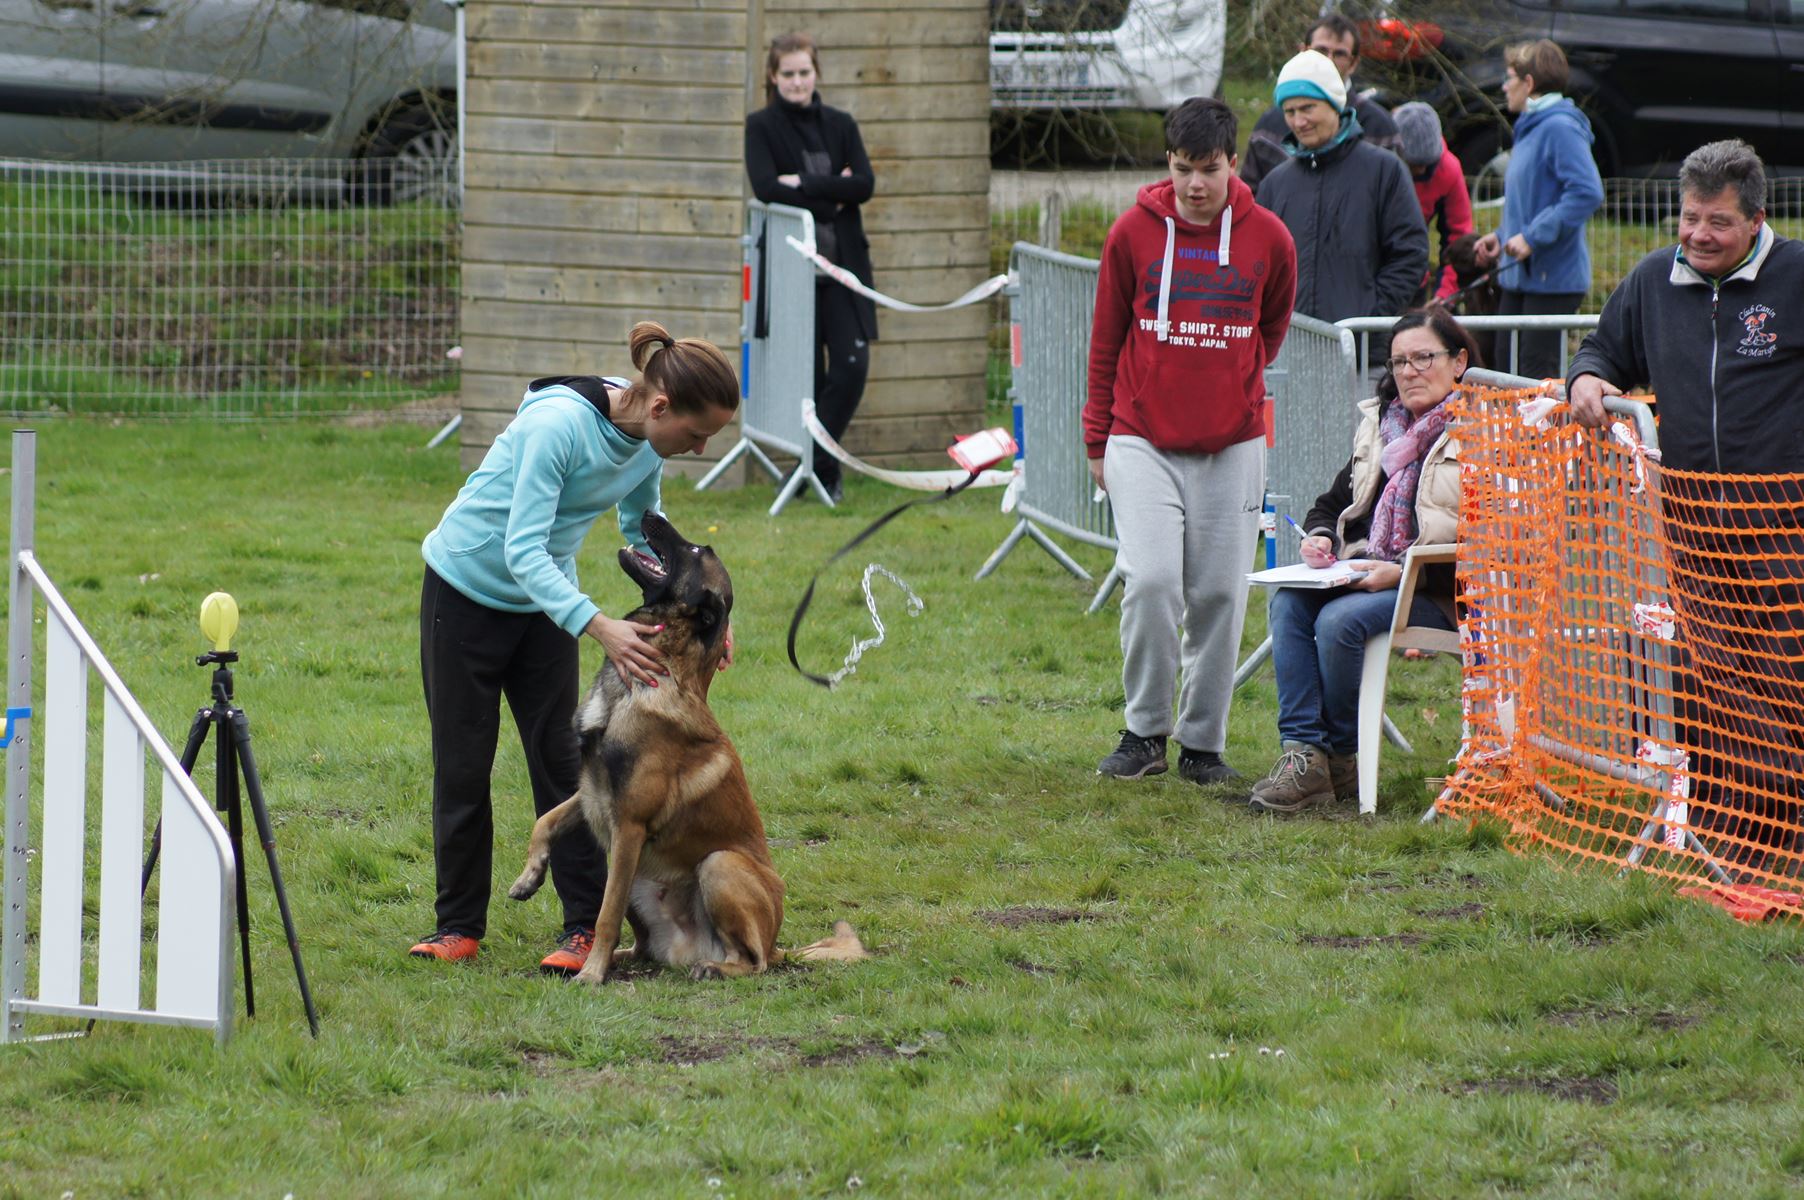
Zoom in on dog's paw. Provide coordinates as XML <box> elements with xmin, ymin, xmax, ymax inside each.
<box><xmin>572</xmin><ymin>963</ymin><xmax>610</xmax><ymax>988</ymax></box>
<box><xmin>689</xmin><ymin>962</ymin><xmax>726</xmax><ymax>982</ymax></box>
<box><xmin>506</xmin><ymin>868</ymin><xmax>546</xmax><ymax>901</ymax></box>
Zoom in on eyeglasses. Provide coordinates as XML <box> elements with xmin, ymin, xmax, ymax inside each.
<box><xmin>1384</xmin><ymin>349</ymin><xmax>1457</xmax><ymax>374</ymax></box>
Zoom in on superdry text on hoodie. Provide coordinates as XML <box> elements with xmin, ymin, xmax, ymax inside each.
<box><xmin>1084</xmin><ymin>174</ymin><xmax>1298</xmax><ymax>459</ymax></box>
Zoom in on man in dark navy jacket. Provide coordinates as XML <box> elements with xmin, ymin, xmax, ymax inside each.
<box><xmin>1570</xmin><ymin>139</ymin><xmax>1804</xmax><ymax>873</ymax></box>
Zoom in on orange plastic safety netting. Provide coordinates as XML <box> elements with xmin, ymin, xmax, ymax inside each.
<box><xmin>1436</xmin><ymin>385</ymin><xmax>1804</xmax><ymax>921</ymax></box>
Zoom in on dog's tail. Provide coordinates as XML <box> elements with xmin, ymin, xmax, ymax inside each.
<box><xmin>782</xmin><ymin>919</ymin><xmax>869</xmax><ymax>964</ymax></box>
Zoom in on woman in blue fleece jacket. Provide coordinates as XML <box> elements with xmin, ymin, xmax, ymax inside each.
<box><xmin>1475</xmin><ymin>39</ymin><xmax>1604</xmax><ymax>379</ymax></box>
<box><xmin>410</xmin><ymin>321</ymin><xmax>739</xmax><ymax>972</ymax></box>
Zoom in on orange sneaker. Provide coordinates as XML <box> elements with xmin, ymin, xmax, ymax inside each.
<box><xmin>540</xmin><ymin>928</ymin><xmax>596</xmax><ymax>976</ymax></box>
<box><xmin>408</xmin><ymin>931</ymin><xmax>479</xmax><ymax>962</ymax></box>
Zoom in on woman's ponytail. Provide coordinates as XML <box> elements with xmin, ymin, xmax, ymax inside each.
<box><xmin>628</xmin><ymin>321</ymin><xmax>677</xmax><ymax>372</ymax></box>
<box><xmin>625</xmin><ymin>322</ymin><xmax>739</xmax><ymax>417</ymax></box>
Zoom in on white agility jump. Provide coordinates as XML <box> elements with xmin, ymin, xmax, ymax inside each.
<box><xmin>2</xmin><ymin>430</ymin><xmax>236</xmax><ymax>1047</ymax></box>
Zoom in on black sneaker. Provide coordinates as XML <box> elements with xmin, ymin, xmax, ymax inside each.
<box><xmin>1178</xmin><ymin>748</ymin><xmax>1242</xmax><ymax>787</ymax></box>
<box><xmin>1097</xmin><ymin>730</ymin><xmax>1168</xmax><ymax>779</ymax></box>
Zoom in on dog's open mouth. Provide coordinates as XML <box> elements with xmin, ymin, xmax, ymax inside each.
<box><xmin>632</xmin><ymin>549</ymin><xmax>666</xmax><ymax>580</ymax></box>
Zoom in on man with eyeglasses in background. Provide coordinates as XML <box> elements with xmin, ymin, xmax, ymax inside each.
<box><xmin>1240</xmin><ymin>11</ymin><xmax>1402</xmax><ymax>192</ymax></box>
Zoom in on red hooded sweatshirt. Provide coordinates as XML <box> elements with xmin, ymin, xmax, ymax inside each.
<box><xmin>1084</xmin><ymin>174</ymin><xmax>1297</xmax><ymax>458</ymax></box>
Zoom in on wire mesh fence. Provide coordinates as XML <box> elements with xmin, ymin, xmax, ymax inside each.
<box><xmin>0</xmin><ymin>158</ymin><xmax>459</xmax><ymax>419</ymax></box>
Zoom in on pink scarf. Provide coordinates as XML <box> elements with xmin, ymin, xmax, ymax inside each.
<box><xmin>1365</xmin><ymin>397</ymin><xmax>1454</xmax><ymax>563</ymax></box>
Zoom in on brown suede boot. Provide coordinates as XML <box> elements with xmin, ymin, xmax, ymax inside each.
<box><xmin>1249</xmin><ymin>742</ymin><xmax>1335</xmax><ymax>814</ymax></box>
<box><xmin>1327</xmin><ymin>753</ymin><xmax>1358</xmax><ymax>804</ymax></box>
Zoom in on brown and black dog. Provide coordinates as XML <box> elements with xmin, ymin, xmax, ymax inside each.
<box><xmin>508</xmin><ymin>513</ymin><xmax>864</xmax><ymax>985</ymax></box>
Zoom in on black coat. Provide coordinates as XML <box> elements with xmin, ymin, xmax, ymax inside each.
<box><xmin>744</xmin><ymin>96</ymin><xmax>878</xmax><ymax>341</ymax></box>
<box><xmin>1240</xmin><ymin>95</ymin><xmax>1400</xmax><ymax>192</ymax></box>
<box><xmin>1569</xmin><ymin>231</ymin><xmax>1804</xmax><ymax>476</ymax></box>
<box><xmin>1256</xmin><ymin>133</ymin><xmax>1429</xmax><ymax>323</ymax></box>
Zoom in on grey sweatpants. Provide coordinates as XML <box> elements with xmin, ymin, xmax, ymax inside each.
<box><xmin>1104</xmin><ymin>434</ymin><xmax>1263</xmax><ymax>753</ymax></box>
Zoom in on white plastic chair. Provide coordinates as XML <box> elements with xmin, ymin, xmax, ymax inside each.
<box><xmin>1356</xmin><ymin>543</ymin><xmax>1459</xmax><ymax>815</ymax></box>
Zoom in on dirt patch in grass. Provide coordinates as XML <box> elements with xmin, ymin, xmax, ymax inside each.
<box><xmin>1009</xmin><ymin>958</ymin><xmax>1057</xmax><ymax>976</ymax></box>
<box><xmin>1351</xmin><ymin>870</ymin><xmax>1488</xmax><ymax>895</ymax></box>
<box><xmin>1457</xmin><ymin>1075</ymin><xmax>1618</xmax><ymax>1104</ymax></box>
<box><xmin>800</xmin><ymin>1040</ymin><xmax>899</xmax><ymax>1068</ymax></box>
<box><xmin>654</xmin><ymin>1035</ymin><xmax>802</xmax><ymax>1066</ymax></box>
<box><xmin>1544</xmin><ymin>1006</ymin><xmax>1698</xmax><ymax>1031</ymax></box>
<box><xmin>979</xmin><ymin>906</ymin><xmax>1094</xmax><ymax>927</ymax></box>
<box><xmin>1420</xmin><ymin>870</ymin><xmax>1489</xmax><ymax>890</ymax></box>
<box><xmin>1415</xmin><ymin>902</ymin><xmax>1487</xmax><ymax>921</ymax></box>
<box><xmin>1300</xmin><ymin>932</ymin><xmax>1428</xmax><ymax>949</ymax></box>
<box><xmin>652</xmin><ymin>1034</ymin><xmax>904</xmax><ymax>1068</ymax></box>
<box><xmin>1649</xmin><ymin>1010</ymin><xmax>1700</xmax><ymax>1031</ymax></box>
<box><xmin>657</xmin><ymin>1036</ymin><xmax>740</xmax><ymax>1066</ymax></box>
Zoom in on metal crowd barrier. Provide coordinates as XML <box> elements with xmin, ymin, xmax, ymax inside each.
<box><xmin>695</xmin><ymin>201</ymin><xmax>828</xmax><ymax>514</ymax></box>
<box><xmin>1337</xmin><ymin>313</ymin><xmax>1601</xmax><ymax>380</ymax></box>
<box><xmin>1262</xmin><ymin>314</ymin><xmax>1360</xmax><ymax>567</ymax></box>
<box><xmin>985</xmin><ymin>244</ymin><xmax>1376</xmax><ymax>617</ymax></box>
<box><xmin>977</xmin><ymin>243</ymin><xmax>1121</xmax><ymax>612</ymax></box>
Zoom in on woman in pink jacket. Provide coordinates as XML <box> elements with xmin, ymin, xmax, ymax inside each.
<box><xmin>1392</xmin><ymin>102</ymin><xmax>1474</xmax><ymax>306</ymax></box>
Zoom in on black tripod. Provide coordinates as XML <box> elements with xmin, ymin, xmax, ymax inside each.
<box><xmin>142</xmin><ymin>648</ymin><xmax>320</xmax><ymax>1037</ymax></box>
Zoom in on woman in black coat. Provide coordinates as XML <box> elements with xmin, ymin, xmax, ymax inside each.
<box><xmin>744</xmin><ymin>31</ymin><xmax>878</xmax><ymax>501</ymax></box>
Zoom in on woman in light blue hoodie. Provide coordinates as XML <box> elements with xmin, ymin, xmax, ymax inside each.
<box><xmin>1475</xmin><ymin>38</ymin><xmax>1604</xmax><ymax>379</ymax></box>
<box><xmin>411</xmin><ymin>321</ymin><xmax>739</xmax><ymax>972</ymax></box>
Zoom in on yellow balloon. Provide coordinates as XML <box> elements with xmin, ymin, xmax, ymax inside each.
<box><xmin>199</xmin><ymin>591</ymin><xmax>239</xmax><ymax>653</ymax></box>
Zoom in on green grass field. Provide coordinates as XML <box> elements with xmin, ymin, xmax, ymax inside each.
<box><xmin>3</xmin><ymin>421</ymin><xmax>1804</xmax><ymax>1197</ymax></box>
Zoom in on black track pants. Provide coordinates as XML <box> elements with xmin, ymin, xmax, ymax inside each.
<box><xmin>419</xmin><ymin>568</ymin><xmax>605</xmax><ymax>939</ymax></box>
<box><xmin>811</xmin><ymin>283</ymin><xmax>870</xmax><ymax>489</ymax></box>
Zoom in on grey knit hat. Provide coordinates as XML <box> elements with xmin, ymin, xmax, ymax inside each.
<box><xmin>1392</xmin><ymin>101</ymin><xmax>1443</xmax><ymax>168</ymax></box>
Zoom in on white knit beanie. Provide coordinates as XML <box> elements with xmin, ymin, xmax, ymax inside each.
<box><xmin>1273</xmin><ymin>49</ymin><xmax>1349</xmax><ymax>113</ymax></box>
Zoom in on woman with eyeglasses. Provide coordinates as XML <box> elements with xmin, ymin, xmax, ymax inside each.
<box><xmin>1248</xmin><ymin>307</ymin><xmax>1483</xmax><ymax>814</ymax></box>
<box><xmin>1472</xmin><ymin>39</ymin><xmax>1603</xmax><ymax>379</ymax></box>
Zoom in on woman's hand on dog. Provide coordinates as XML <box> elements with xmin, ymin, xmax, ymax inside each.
<box><xmin>719</xmin><ymin>623</ymin><xmax>734</xmax><ymax>671</ymax></box>
<box><xmin>586</xmin><ymin>612</ymin><xmax>666</xmax><ymax>686</ymax></box>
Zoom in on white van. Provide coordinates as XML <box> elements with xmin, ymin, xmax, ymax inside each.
<box><xmin>989</xmin><ymin>0</ymin><xmax>1226</xmax><ymax>111</ymax></box>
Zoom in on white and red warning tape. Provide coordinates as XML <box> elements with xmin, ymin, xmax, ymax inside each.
<box><xmin>803</xmin><ymin>400</ymin><xmax>1017</xmax><ymax>493</ymax></box>
<box><xmin>784</xmin><ymin>234</ymin><xmax>1010</xmax><ymax>313</ymax></box>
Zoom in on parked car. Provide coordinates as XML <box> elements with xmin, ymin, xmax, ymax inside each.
<box><xmin>1342</xmin><ymin>0</ymin><xmax>1804</xmax><ymax>179</ymax></box>
<box><xmin>989</xmin><ymin>0</ymin><xmax>1226</xmax><ymax>111</ymax></box>
<box><xmin>1</xmin><ymin>0</ymin><xmax>456</xmax><ymax>203</ymax></box>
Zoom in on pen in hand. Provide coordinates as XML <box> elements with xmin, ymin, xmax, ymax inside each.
<box><xmin>1284</xmin><ymin>514</ymin><xmax>1337</xmax><ymax>564</ymax></box>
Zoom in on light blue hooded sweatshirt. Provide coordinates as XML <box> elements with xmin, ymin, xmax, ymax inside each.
<box><xmin>421</xmin><ymin>377</ymin><xmax>662</xmax><ymax>637</ymax></box>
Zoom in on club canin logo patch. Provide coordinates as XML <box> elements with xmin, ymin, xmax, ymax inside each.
<box><xmin>1737</xmin><ymin>304</ymin><xmax>1778</xmax><ymax>358</ymax></box>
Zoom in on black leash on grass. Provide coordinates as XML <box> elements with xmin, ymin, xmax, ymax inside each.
<box><xmin>786</xmin><ymin>470</ymin><xmax>982</xmax><ymax>686</ymax></box>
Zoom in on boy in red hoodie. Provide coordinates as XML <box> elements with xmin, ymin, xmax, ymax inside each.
<box><xmin>1086</xmin><ymin>97</ymin><xmax>1298</xmax><ymax>785</ymax></box>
